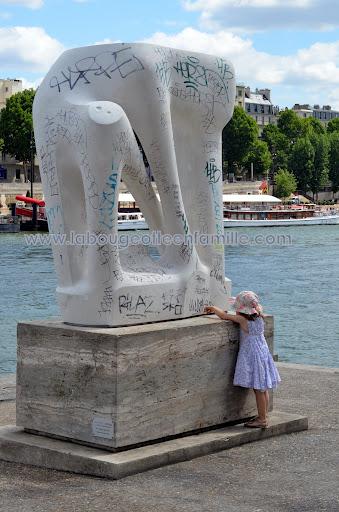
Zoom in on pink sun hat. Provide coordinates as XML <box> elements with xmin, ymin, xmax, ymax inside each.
<box><xmin>228</xmin><ymin>291</ymin><xmax>263</xmax><ymax>315</ymax></box>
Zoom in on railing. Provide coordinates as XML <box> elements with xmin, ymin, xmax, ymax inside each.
<box><xmin>224</xmin><ymin>205</ymin><xmax>275</xmax><ymax>212</ymax></box>
<box><xmin>15</xmin><ymin>207</ymin><xmax>46</xmax><ymax>220</ymax></box>
<box><xmin>0</xmin><ymin>215</ymin><xmax>19</xmax><ymax>224</ymax></box>
<box><xmin>223</xmin><ymin>205</ymin><xmax>317</xmax><ymax>212</ymax></box>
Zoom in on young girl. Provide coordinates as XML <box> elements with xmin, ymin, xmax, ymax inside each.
<box><xmin>204</xmin><ymin>291</ymin><xmax>281</xmax><ymax>428</ymax></box>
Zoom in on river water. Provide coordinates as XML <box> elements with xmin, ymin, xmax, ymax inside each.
<box><xmin>0</xmin><ymin>225</ymin><xmax>338</xmax><ymax>374</ymax></box>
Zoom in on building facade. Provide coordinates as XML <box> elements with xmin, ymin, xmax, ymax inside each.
<box><xmin>235</xmin><ymin>84</ymin><xmax>246</xmax><ymax>109</ymax></box>
<box><xmin>0</xmin><ymin>79</ymin><xmax>22</xmax><ymax>110</ymax></box>
<box><xmin>244</xmin><ymin>87</ymin><xmax>279</xmax><ymax>134</ymax></box>
<box><xmin>292</xmin><ymin>104</ymin><xmax>339</xmax><ymax>125</ymax></box>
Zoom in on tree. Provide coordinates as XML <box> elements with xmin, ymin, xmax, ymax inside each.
<box><xmin>277</xmin><ymin>109</ymin><xmax>303</xmax><ymax>144</ymax></box>
<box><xmin>289</xmin><ymin>137</ymin><xmax>315</xmax><ymax>193</ymax></box>
<box><xmin>0</xmin><ymin>89</ymin><xmax>35</xmax><ymax>181</ymax></box>
<box><xmin>222</xmin><ymin>106</ymin><xmax>258</xmax><ymax>177</ymax></box>
<box><xmin>301</xmin><ymin>117</ymin><xmax>325</xmax><ymax>136</ymax></box>
<box><xmin>309</xmin><ymin>133</ymin><xmax>329</xmax><ymax>200</ymax></box>
<box><xmin>327</xmin><ymin>117</ymin><xmax>339</xmax><ymax>134</ymax></box>
<box><xmin>261</xmin><ymin>124</ymin><xmax>289</xmax><ymax>172</ymax></box>
<box><xmin>328</xmin><ymin>131</ymin><xmax>339</xmax><ymax>197</ymax></box>
<box><xmin>274</xmin><ymin>169</ymin><xmax>297</xmax><ymax>199</ymax></box>
<box><xmin>0</xmin><ymin>138</ymin><xmax>3</xmax><ymax>153</ymax></box>
<box><xmin>243</xmin><ymin>139</ymin><xmax>272</xmax><ymax>178</ymax></box>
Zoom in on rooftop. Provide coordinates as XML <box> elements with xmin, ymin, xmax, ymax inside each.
<box><xmin>245</xmin><ymin>94</ymin><xmax>272</xmax><ymax>106</ymax></box>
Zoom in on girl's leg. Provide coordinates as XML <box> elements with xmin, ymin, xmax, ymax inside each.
<box><xmin>265</xmin><ymin>390</ymin><xmax>270</xmax><ymax>415</ymax></box>
<box><xmin>244</xmin><ymin>389</ymin><xmax>269</xmax><ymax>427</ymax></box>
<box><xmin>253</xmin><ymin>389</ymin><xmax>267</xmax><ymax>423</ymax></box>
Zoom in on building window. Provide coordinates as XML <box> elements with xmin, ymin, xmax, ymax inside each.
<box><xmin>5</xmin><ymin>87</ymin><xmax>8</xmax><ymax>92</ymax></box>
<box><xmin>16</xmin><ymin>169</ymin><xmax>21</xmax><ymax>180</ymax></box>
<box><xmin>0</xmin><ymin>166</ymin><xmax>7</xmax><ymax>180</ymax></box>
<box><xmin>238</xmin><ymin>89</ymin><xmax>243</xmax><ymax>97</ymax></box>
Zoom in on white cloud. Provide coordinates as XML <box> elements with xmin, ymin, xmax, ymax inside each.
<box><xmin>184</xmin><ymin>0</ymin><xmax>312</xmax><ymax>8</ymax></box>
<box><xmin>144</xmin><ymin>27</ymin><xmax>339</xmax><ymax>108</ymax></box>
<box><xmin>94</xmin><ymin>38</ymin><xmax>121</xmax><ymax>45</ymax></box>
<box><xmin>20</xmin><ymin>76</ymin><xmax>43</xmax><ymax>90</ymax></box>
<box><xmin>0</xmin><ymin>26</ymin><xmax>64</xmax><ymax>72</ymax></box>
<box><xmin>0</xmin><ymin>0</ymin><xmax>43</xmax><ymax>8</ymax></box>
<box><xmin>182</xmin><ymin>0</ymin><xmax>339</xmax><ymax>31</ymax></box>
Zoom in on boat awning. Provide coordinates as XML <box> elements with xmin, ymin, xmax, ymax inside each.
<box><xmin>118</xmin><ymin>193</ymin><xmax>136</xmax><ymax>202</ymax></box>
<box><xmin>15</xmin><ymin>195</ymin><xmax>45</xmax><ymax>206</ymax></box>
<box><xmin>118</xmin><ymin>192</ymin><xmax>160</xmax><ymax>202</ymax></box>
<box><xmin>119</xmin><ymin>192</ymin><xmax>281</xmax><ymax>205</ymax></box>
<box><xmin>223</xmin><ymin>194</ymin><xmax>281</xmax><ymax>203</ymax></box>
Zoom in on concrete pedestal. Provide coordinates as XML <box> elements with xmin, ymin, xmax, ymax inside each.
<box><xmin>16</xmin><ymin>316</ymin><xmax>275</xmax><ymax>450</ymax></box>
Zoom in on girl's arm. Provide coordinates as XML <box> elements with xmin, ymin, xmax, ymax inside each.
<box><xmin>204</xmin><ymin>305</ymin><xmax>228</xmax><ymax>320</ymax></box>
<box><xmin>204</xmin><ymin>306</ymin><xmax>248</xmax><ymax>332</ymax></box>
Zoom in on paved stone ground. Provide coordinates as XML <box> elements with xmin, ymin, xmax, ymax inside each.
<box><xmin>0</xmin><ymin>363</ymin><xmax>338</xmax><ymax>512</ymax></box>
<box><xmin>0</xmin><ymin>373</ymin><xmax>15</xmax><ymax>401</ymax></box>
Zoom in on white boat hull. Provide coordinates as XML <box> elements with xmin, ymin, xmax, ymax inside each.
<box><xmin>117</xmin><ymin>215</ymin><xmax>339</xmax><ymax>230</ymax></box>
<box><xmin>117</xmin><ymin>219</ymin><xmax>148</xmax><ymax>230</ymax></box>
<box><xmin>223</xmin><ymin>215</ymin><xmax>339</xmax><ymax>227</ymax></box>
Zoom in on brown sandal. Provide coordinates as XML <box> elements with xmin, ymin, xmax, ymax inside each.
<box><xmin>244</xmin><ymin>418</ymin><xmax>268</xmax><ymax>429</ymax></box>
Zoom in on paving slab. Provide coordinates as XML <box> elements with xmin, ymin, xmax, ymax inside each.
<box><xmin>0</xmin><ymin>411</ymin><xmax>307</xmax><ymax>479</ymax></box>
<box><xmin>0</xmin><ymin>363</ymin><xmax>337</xmax><ymax>512</ymax></box>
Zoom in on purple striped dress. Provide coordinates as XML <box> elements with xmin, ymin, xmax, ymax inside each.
<box><xmin>233</xmin><ymin>317</ymin><xmax>281</xmax><ymax>391</ymax></box>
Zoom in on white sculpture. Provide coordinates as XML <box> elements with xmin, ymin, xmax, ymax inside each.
<box><xmin>0</xmin><ymin>194</ymin><xmax>9</xmax><ymax>215</ymax></box>
<box><xmin>33</xmin><ymin>43</ymin><xmax>235</xmax><ymax>326</ymax></box>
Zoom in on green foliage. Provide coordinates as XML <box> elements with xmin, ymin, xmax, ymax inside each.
<box><xmin>309</xmin><ymin>133</ymin><xmax>329</xmax><ymax>197</ymax></box>
<box><xmin>301</xmin><ymin>117</ymin><xmax>325</xmax><ymax>136</ymax></box>
<box><xmin>222</xmin><ymin>106</ymin><xmax>258</xmax><ymax>174</ymax></box>
<box><xmin>220</xmin><ymin>104</ymin><xmax>334</xmax><ymax>199</ymax></box>
<box><xmin>277</xmin><ymin>110</ymin><xmax>303</xmax><ymax>143</ymax></box>
<box><xmin>274</xmin><ymin>169</ymin><xmax>297</xmax><ymax>199</ymax></box>
<box><xmin>262</xmin><ymin>124</ymin><xmax>289</xmax><ymax>151</ymax></box>
<box><xmin>264</xmin><ymin>112</ymin><xmax>331</xmax><ymax>198</ymax></box>
<box><xmin>327</xmin><ymin>117</ymin><xmax>339</xmax><ymax>134</ymax></box>
<box><xmin>243</xmin><ymin>139</ymin><xmax>272</xmax><ymax>177</ymax></box>
<box><xmin>0</xmin><ymin>137</ymin><xmax>3</xmax><ymax>153</ymax></box>
<box><xmin>261</xmin><ymin>124</ymin><xmax>289</xmax><ymax>171</ymax></box>
<box><xmin>289</xmin><ymin>137</ymin><xmax>315</xmax><ymax>193</ymax></box>
<box><xmin>0</xmin><ymin>89</ymin><xmax>35</xmax><ymax>163</ymax></box>
<box><xmin>328</xmin><ymin>131</ymin><xmax>339</xmax><ymax>195</ymax></box>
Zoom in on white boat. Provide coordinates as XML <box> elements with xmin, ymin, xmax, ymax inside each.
<box><xmin>117</xmin><ymin>212</ymin><xmax>147</xmax><ymax>230</ymax></box>
<box><xmin>223</xmin><ymin>214</ymin><xmax>339</xmax><ymax>227</ymax></box>
<box><xmin>222</xmin><ymin>194</ymin><xmax>339</xmax><ymax>227</ymax></box>
<box><xmin>110</xmin><ymin>192</ymin><xmax>339</xmax><ymax>230</ymax></box>
<box><xmin>0</xmin><ymin>215</ymin><xmax>20</xmax><ymax>233</ymax></box>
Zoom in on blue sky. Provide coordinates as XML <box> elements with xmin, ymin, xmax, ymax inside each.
<box><xmin>1</xmin><ymin>0</ymin><xmax>339</xmax><ymax>108</ymax></box>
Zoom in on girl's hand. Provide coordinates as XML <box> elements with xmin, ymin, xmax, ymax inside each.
<box><xmin>204</xmin><ymin>306</ymin><xmax>215</xmax><ymax>314</ymax></box>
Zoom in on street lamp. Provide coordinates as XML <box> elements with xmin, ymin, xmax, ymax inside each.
<box><xmin>30</xmin><ymin>129</ymin><xmax>34</xmax><ymax>199</ymax></box>
<box><xmin>30</xmin><ymin>129</ymin><xmax>37</xmax><ymax>227</ymax></box>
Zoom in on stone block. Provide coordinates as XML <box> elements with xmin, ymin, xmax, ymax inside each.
<box><xmin>16</xmin><ymin>315</ymin><xmax>274</xmax><ymax>450</ymax></box>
